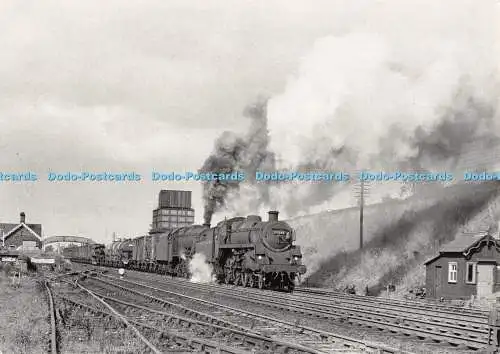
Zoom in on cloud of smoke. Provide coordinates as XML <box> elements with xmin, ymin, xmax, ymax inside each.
<box><xmin>201</xmin><ymin>0</ymin><xmax>500</xmax><ymax>220</ymax></box>
<box><xmin>264</xmin><ymin>1</ymin><xmax>500</xmax><ymax>215</ymax></box>
<box><xmin>199</xmin><ymin>97</ymin><xmax>275</xmax><ymax>224</ymax></box>
<box><xmin>188</xmin><ymin>253</ymin><xmax>216</xmax><ymax>284</ymax></box>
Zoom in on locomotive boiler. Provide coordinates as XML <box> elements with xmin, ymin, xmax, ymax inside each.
<box><xmin>197</xmin><ymin>210</ymin><xmax>306</xmax><ymax>291</ymax></box>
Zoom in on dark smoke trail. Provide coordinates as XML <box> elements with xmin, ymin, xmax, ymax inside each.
<box><xmin>277</xmin><ymin>92</ymin><xmax>499</xmax><ymax>217</ymax></box>
<box><xmin>199</xmin><ymin>97</ymin><xmax>275</xmax><ymax>225</ymax></box>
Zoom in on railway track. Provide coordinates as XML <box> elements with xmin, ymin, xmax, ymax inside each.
<box><xmin>272</xmin><ymin>288</ymin><xmax>488</xmax><ymax>330</ymax></box>
<box><xmin>43</xmin><ymin>281</ymin><xmax>58</xmax><ymax>354</ymax></box>
<box><xmin>95</xmin><ymin>269</ymin><xmax>489</xmax><ymax>352</ymax></box>
<box><xmin>85</xmin><ymin>272</ymin><xmax>403</xmax><ymax>353</ymax></box>
<box><xmin>56</xmin><ymin>290</ymin><xmax>164</xmax><ymax>353</ymax></box>
<box><xmin>45</xmin><ymin>273</ymin><xmax>158</xmax><ymax>353</ymax></box>
<box><xmin>80</xmin><ymin>277</ymin><xmax>335</xmax><ymax>353</ymax></box>
<box><xmin>296</xmin><ymin>287</ymin><xmax>489</xmax><ymax>317</ymax></box>
<box><xmin>57</xmin><ymin>277</ymin><xmax>255</xmax><ymax>353</ymax></box>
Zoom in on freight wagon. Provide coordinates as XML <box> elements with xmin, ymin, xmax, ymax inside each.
<box><xmin>63</xmin><ymin>243</ymin><xmax>105</xmax><ymax>265</ymax></box>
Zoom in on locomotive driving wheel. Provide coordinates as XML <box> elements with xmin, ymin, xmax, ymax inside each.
<box><xmin>248</xmin><ymin>274</ymin><xmax>255</xmax><ymax>288</ymax></box>
<box><xmin>234</xmin><ymin>271</ymin><xmax>242</xmax><ymax>286</ymax></box>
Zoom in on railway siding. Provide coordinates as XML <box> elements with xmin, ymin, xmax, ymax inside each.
<box><xmin>296</xmin><ymin>287</ymin><xmax>489</xmax><ymax>317</ymax></box>
<box><xmin>96</xmin><ymin>268</ymin><xmax>489</xmax><ymax>352</ymax></box>
<box><xmin>89</xmin><ymin>271</ymin><xmax>407</xmax><ymax>353</ymax></box>
<box><xmin>52</xmin><ymin>276</ymin><xmax>252</xmax><ymax>353</ymax></box>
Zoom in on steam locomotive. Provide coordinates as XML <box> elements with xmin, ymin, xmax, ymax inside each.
<box><xmin>64</xmin><ymin>210</ymin><xmax>306</xmax><ymax>291</ymax></box>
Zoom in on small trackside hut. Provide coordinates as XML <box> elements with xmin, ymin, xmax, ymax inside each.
<box><xmin>425</xmin><ymin>222</ymin><xmax>500</xmax><ymax>300</ymax></box>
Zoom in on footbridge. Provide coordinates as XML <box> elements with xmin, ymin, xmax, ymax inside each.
<box><xmin>42</xmin><ymin>236</ymin><xmax>96</xmax><ymax>252</ymax></box>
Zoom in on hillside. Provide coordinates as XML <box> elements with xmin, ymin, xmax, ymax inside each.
<box><xmin>288</xmin><ymin>181</ymin><xmax>500</xmax><ymax>295</ymax></box>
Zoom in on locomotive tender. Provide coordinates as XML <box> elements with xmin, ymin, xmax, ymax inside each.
<box><xmin>106</xmin><ymin>239</ymin><xmax>134</xmax><ymax>264</ymax></box>
<box><xmin>64</xmin><ymin>210</ymin><xmax>306</xmax><ymax>291</ymax></box>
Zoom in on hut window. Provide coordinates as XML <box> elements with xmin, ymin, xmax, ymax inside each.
<box><xmin>448</xmin><ymin>262</ymin><xmax>457</xmax><ymax>283</ymax></box>
<box><xmin>466</xmin><ymin>262</ymin><xmax>477</xmax><ymax>284</ymax></box>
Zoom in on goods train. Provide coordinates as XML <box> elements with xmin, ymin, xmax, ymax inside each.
<box><xmin>63</xmin><ymin>211</ymin><xmax>306</xmax><ymax>291</ymax></box>
<box><xmin>63</xmin><ymin>243</ymin><xmax>105</xmax><ymax>265</ymax></box>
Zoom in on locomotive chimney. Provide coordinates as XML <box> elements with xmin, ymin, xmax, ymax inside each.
<box><xmin>268</xmin><ymin>211</ymin><xmax>279</xmax><ymax>222</ymax></box>
<box><xmin>20</xmin><ymin>212</ymin><xmax>25</xmax><ymax>224</ymax></box>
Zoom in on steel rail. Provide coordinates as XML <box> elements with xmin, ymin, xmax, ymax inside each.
<box><xmin>91</xmin><ymin>273</ymin><xmax>405</xmax><ymax>353</ymax></box>
<box><xmin>98</xmin><ymin>272</ymin><xmax>488</xmax><ymax>351</ymax></box>
<box><xmin>44</xmin><ymin>281</ymin><xmax>58</xmax><ymax>354</ymax></box>
<box><xmin>56</xmin><ymin>293</ymin><xmax>253</xmax><ymax>354</ymax></box>
<box><xmin>75</xmin><ymin>279</ymin><xmax>162</xmax><ymax>354</ymax></box>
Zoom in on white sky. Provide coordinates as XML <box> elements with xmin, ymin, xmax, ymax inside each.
<box><xmin>0</xmin><ymin>0</ymin><xmax>498</xmax><ymax>242</ymax></box>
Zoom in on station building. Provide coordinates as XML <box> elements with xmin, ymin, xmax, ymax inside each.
<box><xmin>0</xmin><ymin>212</ymin><xmax>42</xmax><ymax>251</ymax></box>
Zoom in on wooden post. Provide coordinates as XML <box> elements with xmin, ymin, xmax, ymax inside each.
<box><xmin>360</xmin><ymin>177</ymin><xmax>364</xmax><ymax>249</ymax></box>
<box><xmin>353</xmin><ymin>173</ymin><xmax>369</xmax><ymax>250</ymax></box>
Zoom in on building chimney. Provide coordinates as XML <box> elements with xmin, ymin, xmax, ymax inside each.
<box><xmin>268</xmin><ymin>211</ymin><xmax>279</xmax><ymax>222</ymax></box>
<box><xmin>20</xmin><ymin>212</ymin><xmax>25</xmax><ymax>224</ymax></box>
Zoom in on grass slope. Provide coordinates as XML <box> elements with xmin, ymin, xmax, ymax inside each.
<box><xmin>288</xmin><ymin>182</ymin><xmax>500</xmax><ymax>295</ymax></box>
<box><xmin>0</xmin><ymin>271</ymin><xmax>50</xmax><ymax>354</ymax></box>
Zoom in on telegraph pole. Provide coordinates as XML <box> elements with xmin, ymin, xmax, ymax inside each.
<box><xmin>359</xmin><ymin>177</ymin><xmax>364</xmax><ymax>249</ymax></box>
<box><xmin>353</xmin><ymin>171</ymin><xmax>370</xmax><ymax>250</ymax></box>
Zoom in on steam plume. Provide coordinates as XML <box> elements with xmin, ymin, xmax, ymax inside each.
<box><xmin>201</xmin><ymin>0</ymin><xmax>500</xmax><ymax>219</ymax></box>
<box><xmin>188</xmin><ymin>253</ymin><xmax>215</xmax><ymax>283</ymax></box>
<box><xmin>265</xmin><ymin>1</ymin><xmax>500</xmax><ymax>214</ymax></box>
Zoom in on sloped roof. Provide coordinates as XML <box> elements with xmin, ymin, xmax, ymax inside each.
<box><xmin>0</xmin><ymin>223</ymin><xmax>19</xmax><ymax>234</ymax></box>
<box><xmin>26</xmin><ymin>224</ymin><xmax>42</xmax><ymax>237</ymax></box>
<box><xmin>0</xmin><ymin>222</ymin><xmax>42</xmax><ymax>239</ymax></box>
<box><xmin>439</xmin><ymin>231</ymin><xmax>488</xmax><ymax>252</ymax></box>
<box><xmin>424</xmin><ymin>231</ymin><xmax>500</xmax><ymax>265</ymax></box>
<box><xmin>1</xmin><ymin>223</ymin><xmax>42</xmax><ymax>241</ymax></box>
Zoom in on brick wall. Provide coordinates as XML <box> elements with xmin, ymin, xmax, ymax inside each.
<box><xmin>4</xmin><ymin>227</ymin><xmax>42</xmax><ymax>249</ymax></box>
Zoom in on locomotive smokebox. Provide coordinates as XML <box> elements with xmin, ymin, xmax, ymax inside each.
<box><xmin>268</xmin><ymin>211</ymin><xmax>279</xmax><ymax>222</ymax></box>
